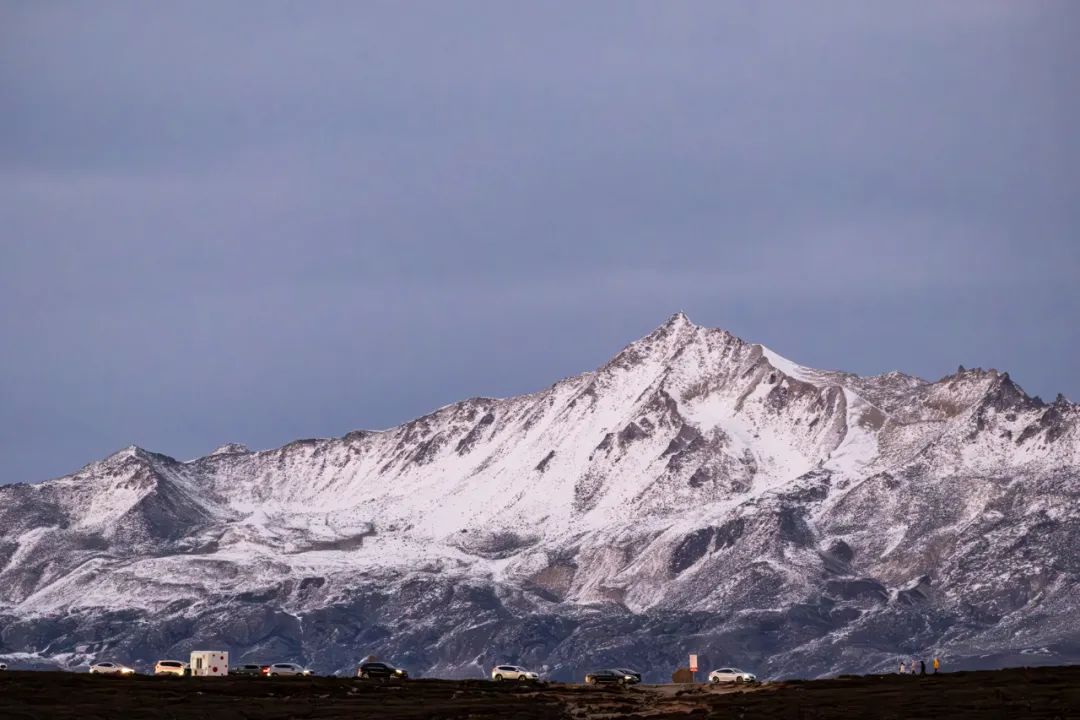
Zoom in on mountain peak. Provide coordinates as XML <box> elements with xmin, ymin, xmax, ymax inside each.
<box><xmin>604</xmin><ymin>312</ymin><xmax>702</xmax><ymax>371</ymax></box>
<box><xmin>99</xmin><ymin>445</ymin><xmax>148</xmax><ymax>465</ymax></box>
<box><xmin>663</xmin><ymin>311</ymin><xmax>693</xmax><ymax>329</ymax></box>
<box><xmin>208</xmin><ymin>443</ymin><xmax>251</xmax><ymax>457</ymax></box>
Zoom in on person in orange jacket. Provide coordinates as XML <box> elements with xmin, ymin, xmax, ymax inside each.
<box><xmin>933</xmin><ymin>657</ymin><xmax>940</xmax><ymax>674</ymax></box>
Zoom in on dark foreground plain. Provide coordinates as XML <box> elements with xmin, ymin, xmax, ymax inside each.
<box><xmin>1</xmin><ymin>666</ymin><xmax>1078</xmax><ymax>719</ymax></box>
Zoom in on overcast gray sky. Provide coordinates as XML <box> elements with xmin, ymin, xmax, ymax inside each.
<box><xmin>2</xmin><ymin>1</ymin><xmax>1078</xmax><ymax>484</ymax></box>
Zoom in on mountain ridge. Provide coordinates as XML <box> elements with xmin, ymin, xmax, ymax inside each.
<box><xmin>1</xmin><ymin>314</ymin><xmax>1077</xmax><ymax>679</ymax></box>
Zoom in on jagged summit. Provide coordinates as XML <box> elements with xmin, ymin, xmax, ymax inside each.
<box><xmin>107</xmin><ymin>444</ymin><xmax>144</xmax><ymax>460</ymax></box>
<box><xmin>664</xmin><ymin>310</ymin><xmax>694</xmax><ymax>328</ymax></box>
<box><xmin>639</xmin><ymin>311</ymin><xmax>703</xmax><ymax>346</ymax></box>
<box><xmin>1</xmin><ymin>318</ymin><xmax>1077</xmax><ymax>681</ymax></box>
<box><xmin>206</xmin><ymin>443</ymin><xmax>251</xmax><ymax>457</ymax></box>
<box><xmin>86</xmin><ymin>444</ymin><xmax>163</xmax><ymax>471</ymax></box>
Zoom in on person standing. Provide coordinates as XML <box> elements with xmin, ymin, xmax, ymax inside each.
<box><xmin>920</xmin><ymin>660</ymin><xmax>926</xmax><ymax>676</ymax></box>
<box><xmin>899</xmin><ymin>660</ymin><xmax>906</xmax><ymax>674</ymax></box>
<box><xmin>933</xmin><ymin>657</ymin><xmax>940</xmax><ymax>674</ymax></box>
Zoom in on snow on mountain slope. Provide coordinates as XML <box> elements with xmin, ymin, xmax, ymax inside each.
<box><xmin>0</xmin><ymin>314</ymin><xmax>1077</xmax><ymax>680</ymax></box>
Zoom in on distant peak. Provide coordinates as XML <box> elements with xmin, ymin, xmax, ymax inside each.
<box><xmin>950</xmin><ymin>366</ymin><xmax>1001</xmax><ymax>380</ymax></box>
<box><xmin>665</xmin><ymin>310</ymin><xmax>691</xmax><ymax>325</ymax></box>
<box><xmin>872</xmin><ymin>370</ymin><xmax>927</xmax><ymax>385</ymax></box>
<box><xmin>209</xmin><ymin>443</ymin><xmax>250</xmax><ymax>457</ymax></box>
<box><xmin>664</xmin><ymin>311</ymin><xmax>693</xmax><ymax>328</ymax></box>
<box><xmin>603</xmin><ymin>313</ymin><xmax>702</xmax><ymax>372</ymax></box>
<box><xmin>104</xmin><ymin>445</ymin><xmax>145</xmax><ymax>462</ymax></box>
<box><xmin>84</xmin><ymin>445</ymin><xmax>156</xmax><ymax>473</ymax></box>
<box><xmin>649</xmin><ymin>312</ymin><xmax>698</xmax><ymax>341</ymax></box>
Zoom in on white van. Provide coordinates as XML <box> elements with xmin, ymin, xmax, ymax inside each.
<box><xmin>190</xmin><ymin>650</ymin><xmax>229</xmax><ymax>677</ymax></box>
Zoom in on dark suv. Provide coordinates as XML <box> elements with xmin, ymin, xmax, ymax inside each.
<box><xmin>231</xmin><ymin>664</ymin><xmax>263</xmax><ymax>677</ymax></box>
<box><xmin>357</xmin><ymin>662</ymin><xmax>408</xmax><ymax>680</ymax></box>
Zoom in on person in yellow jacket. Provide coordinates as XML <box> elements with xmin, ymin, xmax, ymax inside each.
<box><xmin>933</xmin><ymin>657</ymin><xmax>940</xmax><ymax>674</ymax></box>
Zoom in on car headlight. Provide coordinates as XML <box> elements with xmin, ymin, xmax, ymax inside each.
<box><xmin>395</xmin><ymin>669</ymin><xmax>404</xmax><ymax>675</ymax></box>
<box><xmin>625</xmin><ymin>675</ymin><xmax>633</xmax><ymax>680</ymax></box>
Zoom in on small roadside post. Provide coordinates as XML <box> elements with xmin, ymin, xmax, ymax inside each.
<box><xmin>689</xmin><ymin>654</ymin><xmax>698</xmax><ymax>684</ymax></box>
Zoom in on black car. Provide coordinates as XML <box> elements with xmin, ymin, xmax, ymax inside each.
<box><xmin>614</xmin><ymin>668</ymin><xmax>642</xmax><ymax>684</ymax></box>
<box><xmin>231</xmin><ymin>664</ymin><xmax>263</xmax><ymax>677</ymax></box>
<box><xmin>584</xmin><ymin>669</ymin><xmax>638</xmax><ymax>685</ymax></box>
<box><xmin>357</xmin><ymin>662</ymin><xmax>408</xmax><ymax>680</ymax></box>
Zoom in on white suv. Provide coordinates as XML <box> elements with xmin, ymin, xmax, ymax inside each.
<box><xmin>266</xmin><ymin>662</ymin><xmax>312</xmax><ymax>677</ymax></box>
<box><xmin>154</xmin><ymin>659</ymin><xmax>188</xmax><ymax>676</ymax></box>
<box><xmin>708</xmin><ymin>667</ymin><xmax>756</xmax><ymax>684</ymax></box>
<box><xmin>491</xmin><ymin>665</ymin><xmax>539</xmax><ymax>682</ymax></box>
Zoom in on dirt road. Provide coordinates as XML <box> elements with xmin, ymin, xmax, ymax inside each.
<box><xmin>1</xmin><ymin>665</ymin><xmax>1077</xmax><ymax>719</ymax></box>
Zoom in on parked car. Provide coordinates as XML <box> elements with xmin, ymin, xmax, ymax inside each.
<box><xmin>584</xmin><ymin>668</ymin><xmax>638</xmax><ymax>685</ymax></box>
<box><xmin>708</xmin><ymin>667</ymin><xmax>757</xmax><ymax>684</ymax></box>
<box><xmin>614</xmin><ymin>668</ymin><xmax>642</xmax><ymax>684</ymax></box>
<box><xmin>154</xmin><ymin>660</ymin><xmax>188</xmax><ymax>676</ymax></box>
<box><xmin>263</xmin><ymin>663</ymin><xmax>312</xmax><ymax>677</ymax></box>
<box><xmin>357</xmin><ymin>661</ymin><xmax>408</xmax><ymax>680</ymax></box>
<box><xmin>491</xmin><ymin>664</ymin><xmax>539</xmax><ymax>682</ymax></box>
<box><xmin>90</xmin><ymin>662</ymin><xmax>136</xmax><ymax>675</ymax></box>
<box><xmin>231</xmin><ymin>663</ymin><xmax>264</xmax><ymax>676</ymax></box>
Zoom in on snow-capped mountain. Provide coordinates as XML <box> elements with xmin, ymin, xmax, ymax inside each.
<box><xmin>1</xmin><ymin>314</ymin><xmax>1078</xmax><ymax>679</ymax></box>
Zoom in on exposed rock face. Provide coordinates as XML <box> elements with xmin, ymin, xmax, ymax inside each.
<box><xmin>1</xmin><ymin>313</ymin><xmax>1078</xmax><ymax>680</ymax></box>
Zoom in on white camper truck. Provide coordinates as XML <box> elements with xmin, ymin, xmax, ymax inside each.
<box><xmin>189</xmin><ymin>650</ymin><xmax>229</xmax><ymax>677</ymax></box>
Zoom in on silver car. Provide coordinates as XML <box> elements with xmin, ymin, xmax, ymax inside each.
<box><xmin>265</xmin><ymin>662</ymin><xmax>312</xmax><ymax>677</ymax></box>
<box><xmin>708</xmin><ymin>667</ymin><xmax>756</xmax><ymax>684</ymax></box>
<box><xmin>90</xmin><ymin>661</ymin><xmax>136</xmax><ymax>675</ymax></box>
<box><xmin>491</xmin><ymin>664</ymin><xmax>539</xmax><ymax>682</ymax></box>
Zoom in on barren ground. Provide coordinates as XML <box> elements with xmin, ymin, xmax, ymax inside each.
<box><xmin>1</xmin><ymin>666</ymin><xmax>1078</xmax><ymax>719</ymax></box>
